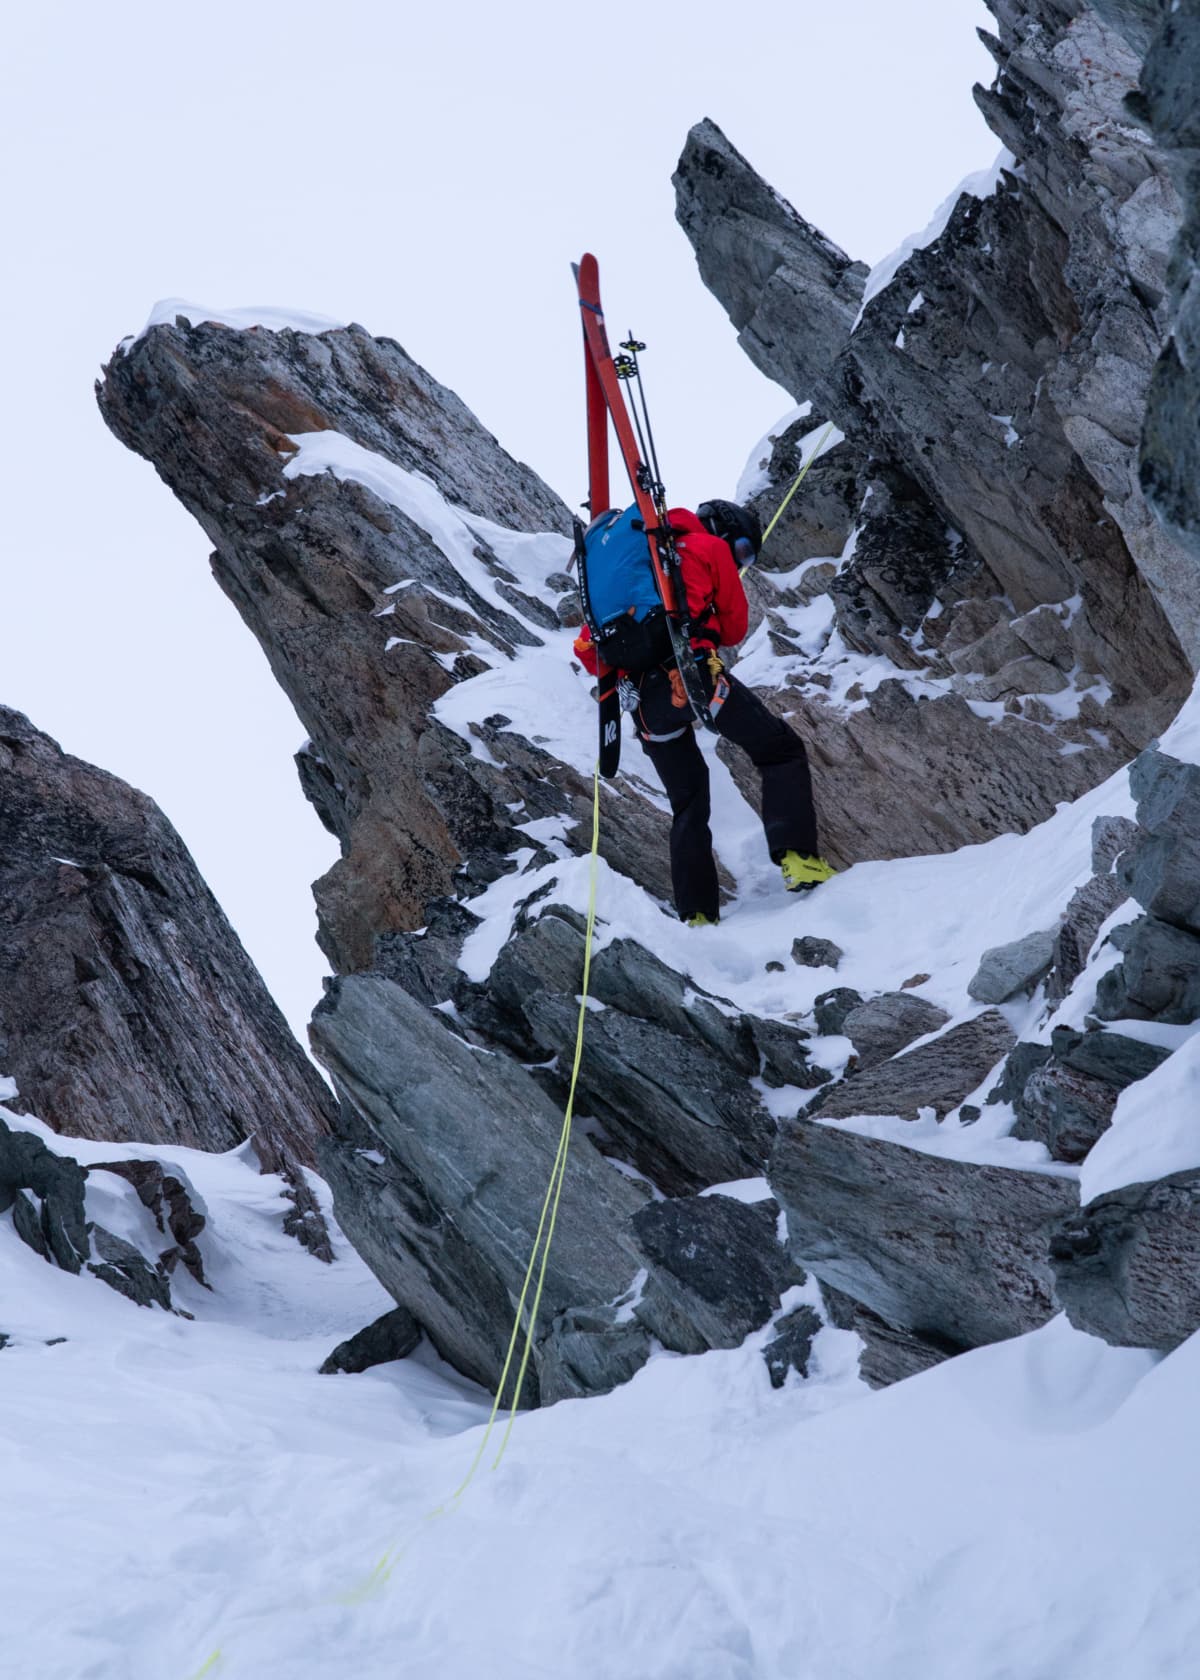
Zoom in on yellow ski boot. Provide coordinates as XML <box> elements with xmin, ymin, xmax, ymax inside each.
<box><xmin>780</xmin><ymin>852</ymin><xmax>836</xmax><ymax>893</ymax></box>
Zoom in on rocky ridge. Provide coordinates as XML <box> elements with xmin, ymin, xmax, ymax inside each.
<box><xmin>673</xmin><ymin>0</ymin><xmax>1198</xmax><ymax>869</ymax></box>
<box><xmin>71</xmin><ymin>0</ymin><xmax>1200</xmax><ymax>1403</ymax></box>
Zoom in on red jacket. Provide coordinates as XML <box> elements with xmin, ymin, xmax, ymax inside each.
<box><xmin>572</xmin><ymin>506</ymin><xmax>749</xmax><ymax>674</ymax></box>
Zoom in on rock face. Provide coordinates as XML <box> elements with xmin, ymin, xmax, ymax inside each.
<box><xmin>840</xmin><ymin>992</ymin><xmax>950</xmax><ymax>1068</ymax></box>
<box><xmin>98</xmin><ymin>314</ymin><xmax>592</xmax><ymax>975</ymax></box>
<box><xmin>771</xmin><ymin>1118</ymin><xmax>1077</xmax><ymax>1350</ymax></box>
<box><xmin>1137</xmin><ymin>0</ymin><xmax>1200</xmax><ymax>562</ymax></box>
<box><xmin>1052</xmin><ymin>1169</ymin><xmax>1200</xmax><ymax>1350</ymax></box>
<box><xmin>0</xmin><ymin>705</ymin><xmax>335</xmax><ymax>1173</ymax></box>
<box><xmin>673</xmin><ymin>0</ymin><xmax>1198</xmax><ymax>870</ymax></box>
<box><xmin>310</xmin><ymin>973</ymin><xmax>798</xmax><ymax>1402</ymax></box>
<box><xmin>1048</xmin><ymin>0</ymin><xmax>1200</xmax><ymax>1355</ymax></box>
<box><xmin>1096</xmin><ymin>751</ymin><xmax>1200</xmax><ymax>1027</ymax></box>
<box><xmin>0</xmin><ymin>1113</ymin><xmax>204</xmax><ymax>1314</ymax></box>
<box><xmin>807</xmin><ymin>1011</ymin><xmax>1015</xmax><ymax>1122</ymax></box>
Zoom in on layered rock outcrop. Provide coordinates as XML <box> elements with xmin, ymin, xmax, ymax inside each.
<box><xmin>0</xmin><ymin>1110</ymin><xmax>205</xmax><ymax>1314</ymax></box>
<box><xmin>98</xmin><ymin>316</ymin><xmax>607</xmax><ymax>975</ymax></box>
<box><xmin>0</xmin><ymin>705</ymin><xmax>335</xmax><ymax>1174</ymax></box>
<box><xmin>1046</xmin><ymin>748</ymin><xmax>1200</xmax><ymax>1344</ymax></box>
<box><xmin>1137</xmin><ymin>0</ymin><xmax>1200</xmax><ymax>561</ymax></box>
<box><xmin>673</xmin><ymin>0</ymin><xmax>1198</xmax><ymax>867</ymax></box>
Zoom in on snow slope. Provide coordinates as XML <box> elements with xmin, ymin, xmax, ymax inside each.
<box><xmin>4</xmin><ymin>1115</ymin><xmax>1199</xmax><ymax>1680</ymax></box>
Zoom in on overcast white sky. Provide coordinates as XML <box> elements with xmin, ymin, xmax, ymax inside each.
<box><xmin>1</xmin><ymin>0</ymin><xmax>997</xmax><ymax>1045</ymax></box>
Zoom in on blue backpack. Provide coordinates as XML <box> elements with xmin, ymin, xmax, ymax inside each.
<box><xmin>576</xmin><ymin>506</ymin><xmax>672</xmax><ymax>672</ymax></box>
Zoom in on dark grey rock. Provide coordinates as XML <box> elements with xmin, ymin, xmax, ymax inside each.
<box><xmin>1138</xmin><ymin>0</ymin><xmax>1200</xmax><ymax>563</ymax></box>
<box><xmin>11</xmin><ymin>1189</ymin><xmax>55</xmax><ymax>1264</ymax></box>
<box><xmin>1053</xmin><ymin>1168</ymin><xmax>1200</xmax><ymax>1350</ymax></box>
<box><xmin>1092</xmin><ymin>814</ymin><xmax>1139</xmax><ymax>875</ymax></box>
<box><xmin>311</xmin><ymin>974</ymin><xmax>784</xmax><ymax>1405</ymax></box>
<box><xmin>771</xmin><ymin>1118</ymin><xmax>1077</xmax><ymax>1350</ymax></box>
<box><xmin>840</xmin><ymin>992</ymin><xmax>951</xmax><ymax>1070</ymax></box>
<box><xmin>1012</xmin><ymin>1062</ymin><xmax>1119</xmax><ymax>1164</ymax></box>
<box><xmin>763</xmin><ymin>1303</ymin><xmax>823</xmax><ymax>1388</ymax></box>
<box><xmin>0</xmin><ymin>1119</ymin><xmax>196</xmax><ymax>1312</ymax></box>
<box><xmin>743</xmin><ymin>413</ymin><xmax>863</xmax><ymax>576</ymax></box>
<box><xmin>1047</xmin><ymin>870</ymin><xmax>1128</xmax><ymax>1004</ymax></box>
<box><xmin>312</xmin><ymin>973</ymin><xmax>655</xmax><ymax>1403</ymax></box>
<box><xmin>807</xmin><ymin>1011</ymin><xmax>1016</xmax><ymax>1122</ymax></box>
<box><xmin>674</xmin><ymin>7</ymin><xmax>1196</xmax><ymax>869</ymax></box>
<box><xmin>1094</xmin><ymin>914</ymin><xmax>1200</xmax><ymax>1022</ymax></box>
<box><xmin>987</xmin><ymin>1041</ymin><xmax>1054</xmax><ymax>1108</ymax></box>
<box><xmin>320</xmin><ymin>1305</ymin><xmax>422</xmax><ymax>1374</ymax></box>
<box><xmin>477</xmin><ymin>914</ymin><xmax>755</xmax><ymax>1079</ymax></box>
<box><xmin>968</xmin><ymin>929</ymin><xmax>1058</xmax><ymax>1004</ymax></box>
<box><xmin>791</xmin><ymin>936</ymin><xmax>843</xmax><ymax>970</ymax></box>
<box><xmin>525</xmin><ymin>989</ymin><xmax>773</xmax><ymax>1196</ymax></box>
<box><xmin>673</xmin><ymin>118</ymin><xmax>868</xmax><ymax>402</ymax></box>
<box><xmin>0</xmin><ymin>1119</ymin><xmax>88</xmax><ymax>1272</ymax></box>
<box><xmin>98</xmin><ymin>314</ymin><xmax>689</xmax><ymax>971</ymax></box>
<box><xmin>280</xmin><ymin>1166</ymin><xmax>336</xmax><ymax>1264</ymax></box>
<box><xmin>468</xmin><ymin>912</ymin><xmax>775</xmax><ymax>1194</ymax></box>
<box><xmin>1052</xmin><ymin>1025</ymin><xmax>1171</xmax><ymax>1088</ymax></box>
<box><xmin>373</xmin><ymin>897</ymin><xmax>482</xmax><ymax>1012</ymax></box>
<box><xmin>91</xmin><ymin>1158</ymin><xmax>208</xmax><ymax>1284</ymax></box>
<box><xmin>633</xmin><ymin>1194</ymin><xmax>801</xmax><ymax>1354</ymax></box>
<box><xmin>830</xmin><ymin>464</ymin><xmax>975</xmax><ymax>665</ymax></box>
<box><xmin>590</xmin><ymin>936</ymin><xmax>754</xmax><ymax>1071</ymax></box>
<box><xmin>813</xmin><ymin>988</ymin><xmax>862</xmax><ymax>1037</ymax></box>
<box><xmin>820</xmin><ymin>1284</ymin><xmax>959</xmax><ymax>1388</ymax></box>
<box><xmin>747</xmin><ymin>1017</ymin><xmax>830</xmax><ymax>1092</ymax></box>
<box><xmin>765</xmin><ymin>960</ymin><xmax>786</xmax><ymax>974</ymax></box>
<box><xmin>1122</xmin><ymin>830</ymin><xmax>1200</xmax><ymax>936</ymax></box>
<box><xmin>0</xmin><ymin>706</ymin><xmax>335</xmax><ymax>1172</ymax></box>
<box><xmin>1121</xmin><ymin>750</ymin><xmax>1200</xmax><ymax>933</ymax></box>
<box><xmin>87</xmin><ymin>1225</ymin><xmax>172</xmax><ymax>1310</ymax></box>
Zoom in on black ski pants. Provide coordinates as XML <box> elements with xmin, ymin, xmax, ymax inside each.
<box><xmin>634</xmin><ymin>661</ymin><xmax>818</xmax><ymax>923</ymax></box>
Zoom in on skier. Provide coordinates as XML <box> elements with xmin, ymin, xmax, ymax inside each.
<box><xmin>574</xmin><ymin>497</ymin><xmax>835</xmax><ymax>926</ymax></box>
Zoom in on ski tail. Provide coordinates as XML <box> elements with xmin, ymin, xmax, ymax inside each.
<box><xmin>596</xmin><ymin>661</ymin><xmax>621</xmax><ymax>777</ymax></box>
<box><xmin>574</xmin><ymin>494</ymin><xmax>622</xmax><ymax>779</ymax></box>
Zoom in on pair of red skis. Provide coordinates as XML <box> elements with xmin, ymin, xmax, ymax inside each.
<box><xmin>573</xmin><ymin>253</ymin><xmax>714</xmax><ymax>777</ymax></box>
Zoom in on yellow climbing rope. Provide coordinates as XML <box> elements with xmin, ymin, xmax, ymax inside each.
<box><xmin>745</xmin><ymin>420</ymin><xmax>837</xmax><ymax>571</ymax></box>
<box><xmin>449</xmin><ymin>757</ymin><xmax>604</xmax><ymax>1493</ymax></box>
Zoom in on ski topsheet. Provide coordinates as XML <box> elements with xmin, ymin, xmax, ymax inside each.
<box><xmin>573</xmin><ymin>254</ymin><xmax>714</xmax><ymax>745</ymax></box>
<box><xmin>576</xmin><ymin>262</ymin><xmax>621</xmax><ymax>777</ymax></box>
